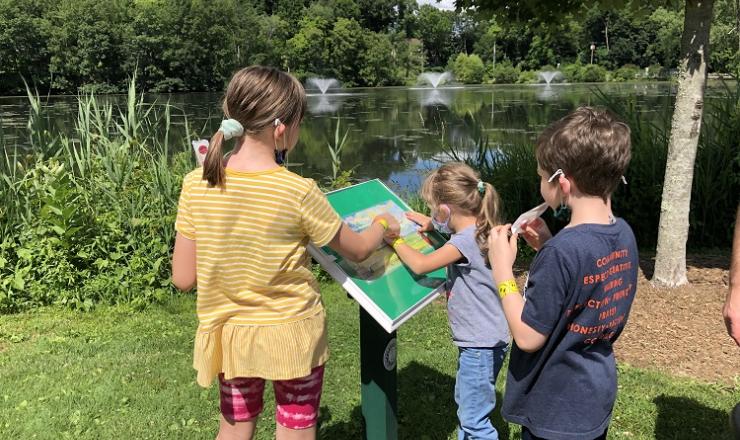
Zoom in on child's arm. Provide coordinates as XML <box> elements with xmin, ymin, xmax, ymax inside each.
<box><xmin>172</xmin><ymin>232</ymin><xmax>196</xmax><ymax>291</ymax></box>
<box><xmin>389</xmin><ymin>240</ymin><xmax>461</xmax><ymax>275</ymax></box>
<box><xmin>488</xmin><ymin>225</ymin><xmax>548</xmax><ymax>353</ymax></box>
<box><xmin>328</xmin><ymin>214</ymin><xmax>400</xmax><ymax>262</ymax></box>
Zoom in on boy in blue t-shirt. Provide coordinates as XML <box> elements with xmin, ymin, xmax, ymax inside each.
<box><xmin>488</xmin><ymin>107</ymin><xmax>639</xmax><ymax>440</ymax></box>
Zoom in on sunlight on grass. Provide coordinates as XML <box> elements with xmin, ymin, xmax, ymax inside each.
<box><xmin>1</xmin><ymin>282</ymin><xmax>738</xmax><ymax>439</ymax></box>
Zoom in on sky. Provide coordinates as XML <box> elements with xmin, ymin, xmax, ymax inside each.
<box><xmin>416</xmin><ymin>0</ymin><xmax>456</xmax><ymax>10</ymax></box>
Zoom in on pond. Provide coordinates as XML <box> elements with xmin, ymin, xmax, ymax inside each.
<box><xmin>0</xmin><ymin>82</ymin><xmax>681</xmax><ymax>191</ymax></box>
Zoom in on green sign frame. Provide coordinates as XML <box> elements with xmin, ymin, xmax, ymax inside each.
<box><xmin>308</xmin><ymin>179</ymin><xmax>447</xmax><ymax>332</ymax></box>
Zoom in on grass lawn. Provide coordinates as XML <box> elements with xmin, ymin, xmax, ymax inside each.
<box><xmin>1</xmin><ymin>282</ymin><xmax>738</xmax><ymax>439</ymax></box>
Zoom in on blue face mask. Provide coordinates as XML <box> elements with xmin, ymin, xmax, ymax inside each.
<box><xmin>431</xmin><ymin>205</ymin><xmax>453</xmax><ymax>235</ymax></box>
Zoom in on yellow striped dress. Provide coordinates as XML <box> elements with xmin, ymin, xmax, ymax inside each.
<box><xmin>175</xmin><ymin>167</ymin><xmax>342</xmax><ymax>387</ymax></box>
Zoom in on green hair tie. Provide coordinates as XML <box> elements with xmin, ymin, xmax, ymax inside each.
<box><xmin>477</xmin><ymin>180</ymin><xmax>486</xmax><ymax>195</ymax></box>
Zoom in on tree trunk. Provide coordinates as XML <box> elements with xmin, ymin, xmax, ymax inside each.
<box><xmin>653</xmin><ymin>0</ymin><xmax>714</xmax><ymax>287</ymax></box>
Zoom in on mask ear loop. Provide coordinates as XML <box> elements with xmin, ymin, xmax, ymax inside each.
<box><xmin>547</xmin><ymin>168</ymin><xmax>564</xmax><ymax>183</ymax></box>
<box><xmin>273</xmin><ymin>118</ymin><xmax>287</xmax><ymax>166</ymax></box>
<box><xmin>547</xmin><ymin>169</ymin><xmax>570</xmax><ymax>220</ymax></box>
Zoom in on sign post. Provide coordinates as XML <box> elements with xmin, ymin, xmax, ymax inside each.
<box><xmin>308</xmin><ymin>179</ymin><xmax>447</xmax><ymax>439</ymax></box>
<box><xmin>360</xmin><ymin>308</ymin><xmax>398</xmax><ymax>439</ymax></box>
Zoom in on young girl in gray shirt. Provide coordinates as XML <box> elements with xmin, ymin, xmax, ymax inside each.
<box><xmin>386</xmin><ymin>162</ymin><xmax>509</xmax><ymax>440</ymax></box>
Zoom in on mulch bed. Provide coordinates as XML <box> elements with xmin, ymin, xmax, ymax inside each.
<box><xmin>615</xmin><ymin>252</ymin><xmax>738</xmax><ymax>385</ymax></box>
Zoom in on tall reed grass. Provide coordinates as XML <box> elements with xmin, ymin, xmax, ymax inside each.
<box><xmin>0</xmin><ymin>80</ymin><xmax>194</xmax><ymax>312</ymax></box>
<box><xmin>442</xmin><ymin>112</ymin><xmax>541</xmax><ymax>223</ymax></box>
<box><xmin>596</xmin><ymin>84</ymin><xmax>740</xmax><ymax>248</ymax></box>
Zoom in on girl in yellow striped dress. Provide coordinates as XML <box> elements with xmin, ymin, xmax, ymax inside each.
<box><xmin>171</xmin><ymin>66</ymin><xmax>399</xmax><ymax>440</ymax></box>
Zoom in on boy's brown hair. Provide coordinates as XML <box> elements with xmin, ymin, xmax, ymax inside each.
<box><xmin>536</xmin><ymin>106</ymin><xmax>631</xmax><ymax>201</ymax></box>
<box><xmin>421</xmin><ymin>162</ymin><xmax>501</xmax><ymax>261</ymax></box>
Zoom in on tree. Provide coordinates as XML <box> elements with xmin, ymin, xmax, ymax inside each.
<box><xmin>473</xmin><ymin>20</ymin><xmax>503</xmax><ymax>63</ymax></box>
<box><xmin>582</xmin><ymin>9</ymin><xmax>652</xmax><ymax>69</ymax></box>
<box><xmin>0</xmin><ymin>0</ymin><xmax>52</xmax><ymax>94</ymax></box>
<box><xmin>653</xmin><ymin>0</ymin><xmax>714</xmax><ymax>287</ymax></box>
<box><xmin>457</xmin><ymin>0</ymin><xmax>716</xmax><ymax>287</ymax></box>
<box><xmin>329</xmin><ymin>18</ymin><xmax>365</xmax><ymax>86</ymax></box>
<box><xmin>416</xmin><ymin>5</ymin><xmax>456</xmax><ymax>67</ymax></box>
<box><xmin>645</xmin><ymin>7</ymin><xmax>684</xmax><ymax>69</ymax></box>
<box><xmin>286</xmin><ymin>15</ymin><xmax>331</xmax><ymax>77</ymax></box>
<box><xmin>356</xmin><ymin>0</ymin><xmax>398</xmax><ymax>32</ymax></box>
<box><xmin>124</xmin><ymin>0</ymin><xmax>188</xmax><ymax>92</ymax></box>
<box><xmin>46</xmin><ymin>0</ymin><xmax>129</xmax><ymax>92</ymax></box>
<box><xmin>358</xmin><ymin>31</ymin><xmax>400</xmax><ymax>86</ymax></box>
<box><xmin>251</xmin><ymin>14</ymin><xmax>291</xmax><ymax>68</ymax></box>
<box><xmin>708</xmin><ymin>0</ymin><xmax>739</xmax><ymax>73</ymax></box>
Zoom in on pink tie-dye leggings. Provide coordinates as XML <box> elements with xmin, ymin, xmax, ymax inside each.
<box><xmin>218</xmin><ymin>365</ymin><xmax>324</xmax><ymax>430</ymax></box>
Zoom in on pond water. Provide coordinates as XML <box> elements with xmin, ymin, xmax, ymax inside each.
<box><xmin>0</xmin><ymin>82</ymin><xmax>683</xmax><ymax>191</ymax></box>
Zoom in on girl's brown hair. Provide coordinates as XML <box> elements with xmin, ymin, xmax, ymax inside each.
<box><xmin>202</xmin><ymin>66</ymin><xmax>307</xmax><ymax>188</ymax></box>
<box><xmin>420</xmin><ymin>162</ymin><xmax>501</xmax><ymax>262</ymax></box>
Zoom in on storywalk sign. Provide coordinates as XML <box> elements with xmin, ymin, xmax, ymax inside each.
<box><xmin>308</xmin><ymin>179</ymin><xmax>446</xmax><ymax>439</ymax></box>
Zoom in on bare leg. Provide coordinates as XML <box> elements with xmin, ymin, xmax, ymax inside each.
<box><xmin>276</xmin><ymin>423</ymin><xmax>316</xmax><ymax>440</ymax></box>
<box><xmin>216</xmin><ymin>415</ymin><xmax>257</xmax><ymax>440</ymax></box>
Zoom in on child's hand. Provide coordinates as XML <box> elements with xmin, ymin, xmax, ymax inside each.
<box><xmin>374</xmin><ymin>213</ymin><xmax>400</xmax><ymax>238</ymax></box>
<box><xmin>488</xmin><ymin>224</ymin><xmax>518</xmax><ymax>284</ymax></box>
<box><xmin>405</xmin><ymin>211</ymin><xmax>433</xmax><ymax>232</ymax></box>
<box><xmin>520</xmin><ymin>218</ymin><xmax>552</xmax><ymax>251</ymax></box>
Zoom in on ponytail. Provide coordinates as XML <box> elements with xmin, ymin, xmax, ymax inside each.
<box><xmin>475</xmin><ymin>182</ymin><xmax>501</xmax><ymax>264</ymax></box>
<box><xmin>202</xmin><ymin>131</ymin><xmax>226</xmax><ymax>189</ymax></box>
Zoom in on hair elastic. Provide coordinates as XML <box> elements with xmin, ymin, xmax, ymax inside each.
<box><xmin>219</xmin><ymin>119</ymin><xmax>244</xmax><ymax>141</ymax></box>
<box><xmin>477</xmin><ymin>180</ymin><xmax>486</xmax><ymax>195</ymax></box>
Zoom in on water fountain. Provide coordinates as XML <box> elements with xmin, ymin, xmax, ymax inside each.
<box><xmin>308</xmin><ymin>95</ymin><xmax>346</xmax><ymax>114</ymax></box>
<box><xmin>418</xmin><ymin>72</ymin><xmax>452</xmax><ymax>88</ymax></box>
<box><xmin>537</xmin><ymin>71</ymin><xmax>563</xmax><ymax>85</ymax></box>
<box><xmin>307</xmin><ymin>77</ymin><xmax>340</xmax><ymax>94</ymax></box>
<box><xmin>420</xmin><ymin>89</ymin><xmax>452</xmax><ymax>107</ymax></box>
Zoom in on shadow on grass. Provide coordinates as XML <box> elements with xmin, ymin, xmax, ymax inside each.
<box><xmin>654</xmin><ymin>395</ymin><xmax>734</xmax><ymax>440</ymax></box>
<box><xmin>319</xmin><ymin>361</ymin><xmax>510</xmax><ymax>439</ymax></box>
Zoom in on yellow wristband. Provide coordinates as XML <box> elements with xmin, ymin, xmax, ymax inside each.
<box><xmin>375</xmin><ymin>218</ymin><xmax>389</xmax><ymax>230</ymax></box>
<box><xmin>391</xmin><ymin>237</ymin><xmax>405</xmax><ymax>248</ymax></box>
<box><xmin>498</xmin><ymin>279</ymin><xmax>520</xmax><ymax>300</ymax></box>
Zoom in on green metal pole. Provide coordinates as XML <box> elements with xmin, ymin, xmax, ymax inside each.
<box><xmin>360</xmin><ymin>307</ymin><xmax>398</xmax><ymax>440</ymax></box>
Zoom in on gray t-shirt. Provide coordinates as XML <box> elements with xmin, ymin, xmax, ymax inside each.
<box><xmin>446</xmin><ymin>225</ymin><xmax>510</xmax><ymax>348</ymax></box>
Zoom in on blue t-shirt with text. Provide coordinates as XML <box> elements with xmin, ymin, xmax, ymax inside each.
<box><xmin>502</xmin><ymin>218</ymin><xmax>638</xmax><ymax>440</ymax></box>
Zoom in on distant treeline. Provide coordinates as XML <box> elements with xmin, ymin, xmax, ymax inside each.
<box><xmin>1</xmin><ymin>0</ymin><xmax>738</xmax><ymax>94</ymax></box>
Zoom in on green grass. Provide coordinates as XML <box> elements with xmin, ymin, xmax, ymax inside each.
<box><xmin>0</xmin><ymin>282</ymin><xmax>738</xmax><ymax>439</ymax></box>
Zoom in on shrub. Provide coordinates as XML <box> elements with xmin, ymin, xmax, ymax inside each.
<box><xmin>647</xmin><ymin>64</ymin><xmax>665</xmax><ymax>79</ymax></box>
<box><xmin>517</xmin><ymin>70</ymin><xmax>538</xmax><ymax>84</ymax></box>
<box><xmin>451</xmin><ymin>53</ymin><xmax>486</xmax><ymax>84</ymax></box>
<box><xmin>614</xmin><ymin>64</ymin><xmax>641</xmax><ymax>82</ymax></box>
<box><xmin>561</xmin><ymin>63</ymin><xmax>583</xmax><ymax>82</ymax></box>
<box><xmin>580</xmin><ymin>64</ymin><xmax>608</xmax><ymax>82</ymax></box>
<box><xmin>487</xmin><ymin>61</ymin><xmax>520</xmax><ymax>84</ymax></box>
<box><xmin>0</xmin><ymin>80</ymin><xmax>193</xmax><ymax>312</ymax></box>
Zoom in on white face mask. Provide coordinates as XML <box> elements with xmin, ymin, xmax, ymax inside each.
<box><xmin>431</xmin><ymin>205</ymin><xmax>453</xmax><ymax>234</ymax></box>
